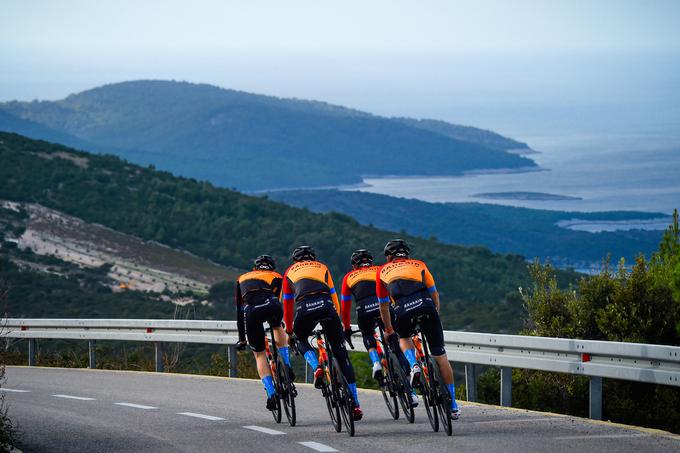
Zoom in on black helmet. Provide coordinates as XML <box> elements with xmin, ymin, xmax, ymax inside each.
<box><xmin>383</xmin><ymin>239</ymin><xmax>410</xmax><ymax>258</ymax></box>
<box><xmin>351</xmin><ymin>249</ymin><xmax>373</xmax><ymax>268</ymax></box>
<box><xmin>254</xmin><ymin>255</ymin><xmax>276</xmax><ymax>270</ymax></box>
<box><xmin>291</xmin><ymin>246</ymin><xmax>316</xmax><ymax>262</ymax></box>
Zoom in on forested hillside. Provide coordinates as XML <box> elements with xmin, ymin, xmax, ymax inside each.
<box><xmin>0</xmin><ymin>80</ymin><xmax>536</xmax><ymax>191</ymax></box>
<box><xmin>269</xmin><ymin>189</ymin><xmax>666</xmax><ymax>267</ymax></box>
<box><xmin>0</xmin><ymin>132</ymin><xmax>566</xmax><ymax>332</ymax></box>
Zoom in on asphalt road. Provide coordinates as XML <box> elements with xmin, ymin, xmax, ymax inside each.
<box><xmin>4</xmin><ymin>366</ymin><xmax>680</xmax><ymax>453</ymax></box>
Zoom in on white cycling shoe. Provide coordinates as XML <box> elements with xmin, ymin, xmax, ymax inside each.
<box><xmin>451</xmin><ymin>406</ymin><xmax>461</xmax><ymax>420</ymax></box>
<box><xmin>409</xmin><ymin>364</ymin><xmax>421</xmax><ymax>386</ymax></box>
<box><xmin>410</xmin><ymin>392</ymin><xmax>419</xmax><ymax>407</ymax></box>
<box><xmin>372</xmin><ymin>362</ymin><xmax>384</xmax><ymax>381</ymax></box>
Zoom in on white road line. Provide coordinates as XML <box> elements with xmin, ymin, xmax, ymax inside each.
<box><xmin>555</xmin><ymin>433</ymin><xmax>648</xmax><ymax>440</ymax></box>
<box><xmin>52</xmin><ymin>394</ymin><xmax>95</xmax><ymax>401</ymax></box>
<box><xmin>472</xmin><ymin>417</ymin><xmax>556</xmax><ymax>424</ymax></box>
<box><xmin>243</xmin><ymin>425</ymin><xmax>286</xmax><ymax>435</ymax></box>
<box><xmin>0</xmin><ymin>388</ymin><xmax>30</xmax><ymax>393</ymax></box>
<box><xmin>298</xmin><ymin>441</ymin><xmax>338</xmax><ymax>452</ymax></box>
<box><xmin>114</xmin><ymin>402</ymin><xmax>158</xmax><ymax>410</ymax></box>
<box><xmin>177</xmin><ymin>412</ymin><xmax>225</xmax><ymax>421</ymax></box>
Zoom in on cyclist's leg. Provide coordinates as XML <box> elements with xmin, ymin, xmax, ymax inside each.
<box><xmin>357</xmin><ymin>310</ymin><xmax>380</xmax><ymax>370</ymax></box>
<box><xmin>321</xmin><ymin>305</ymin><xmax>360</xmax><ymax>406</ymax></box>
<box><xmin>420</xmin><ymin>303</ymin><xmax>458</xmax><ymax>412</ymax></box>
<box><xmin>268</xmin><ymin>301</ymin><xmax>291</xmax><ymax>368</ymax></box>
<box><xmin>245</xmin><ymin>305</ymin><xmax>276</xmax><ymax>399</ymax></box>
<box><xmin>292</xmin><ymin>312</ymin><xmax>319</xmax><ymax>371</ymax></box>
<box><xmin>386</xmin><ymin>305</ymin><xmax>411</xmax><ymax>373</ymax></box>
<box><xmin>393</xmin><ymin>303</ymin><xmax>418</xmax><ymax>368</ymax></box>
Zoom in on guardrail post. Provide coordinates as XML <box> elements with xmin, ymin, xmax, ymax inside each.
<box><xmin>227</xmin><ymin>344</ymin><xmax>238</xmax><ymax>378</ymax></box>
<box><xmin>465</xmin><ymin>363</ymin><xmax>477</xmax><ymax>402</ymax></box>
<box><xmin>154</xmin><ymin>342</ymin><xmax>164</xmax><ymax>372</ymax></box>
<box><xmin>88</xmin><ymin>340</ymin><xmax>96</xmax><ymax>369</ymax></box>
<box><xmin>28</xmin><ymin>338</ymin><xmax>37</xmax><ymax>366</ymax></box>
<box><xmin>589</xmin><ymin>376</ymin><xmax>603</xmax><ymax>420</ymax></box>
<box><xmin>500</xmin><ymin>367</ymin><xmax>512</xmax><ymax>407</ymax></box>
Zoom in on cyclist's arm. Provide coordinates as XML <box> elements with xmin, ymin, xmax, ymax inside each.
<box><xmin>423</xmin><ymin>265</ymin><xmax>440</xmax><ymax>311</ymax></box>
<box><xmin>235</xmin><ymin>279</ymin><xmax>246</xmax><ymax>342</ymax></box>
<box><xmin>271</xmin><ymin>276</ymin><xmax>283</xmax><ymax>300</ymax></box>
<box><xmin>376</xmin><ymin>267</ymin><xmax>394</xmax><ymax>334</ymax></box>
<box><xmin>326</xmin><ymin>271</ymin><xmax>340</xmax><ymax>314</ymax></box>
<box><xmin>340</xmin><ymin>273</ymin><xmax>352</xmax><ymax>330</ymax></box>
<box><xmin>282</xmin><ymin>273</ymin><xmax>295</xmax><ymax>334</ymax></box>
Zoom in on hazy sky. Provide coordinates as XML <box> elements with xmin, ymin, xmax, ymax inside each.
<box><xmin>2</xmin><ymin>0</ymin><xmax>680</xmax><ymax>134</ymax></box>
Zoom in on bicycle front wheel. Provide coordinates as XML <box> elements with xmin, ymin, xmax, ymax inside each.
<box><xmin>332</xmin><ymin>358</ymin><xmax>355</xmax><ymax>437</ymax></box>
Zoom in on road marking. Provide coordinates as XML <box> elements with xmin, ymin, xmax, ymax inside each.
<box><xmin>555</xmin><ymin>433</ymin><xmax>648</xmax><ymax>440</ymax></box>
<box><xmin>114</xmin><ymin>402</ymin><xmax>158</xmax><ymax>410</ymax></box>
<box><xmin>0</xmin><ymin>388</ymin><xmax>30</xmax><ymax>393</ymax></box>
<box><xmin>298</xmin><ymin>441</ymin><xmax>338</xmax><ymax>452</ymax></box>
<box><xmin>472</xmin><ymin>417</ymin><xmax>557</xmax><ymax>424</ymax></box>
<box><xmin>177</xmin><ymin>412</ymin><xmax>225</xmax><ymax>421</ymax></box>
<box><xmin>52</xmin><ymin>394</ymin><xmax>95</xmax><ymax>401</ymax></box>
<box><xmin>243</xmin><ymin>425</ymin><xmax>286</xmax><ymax>435</ymax></box>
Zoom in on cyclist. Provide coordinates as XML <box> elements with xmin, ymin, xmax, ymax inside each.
<box><xmin>376</xmin><ymin>239</ymin><xmax>460</xmax><ymax>419</ymax></box>
<box><xmin>236</xmin><ymin>255</ymin><xmax>293</xmax><ymax>411</ymax></box>
<box><xmin>340</xmin><ymin>249</ymin><xmax>419</xmax><ymax>407</ymax></box>
<box><xmin>282</xmin><ymin>245</ymin><xmax>363</xmax><ymax>420</ymax></box>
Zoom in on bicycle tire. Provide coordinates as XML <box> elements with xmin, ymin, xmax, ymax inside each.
<box><xmin>276</xmin><ymin>355</ymin><xmax>296</xmax><ymax>427</ymax></box>
<box><xmin>381</xmin><ymin>354</ymin><xmax>399</xmax><ymax>420</ymax></box>
<box><xmin>390</xmin><ymin>353</ymin><xmax>414</xmax><ymax>423</ymax></box>
<box><xmin>420</xmin><ymin>361</ymin><xmax>439</xmax><ymax>432</ymax></box>
<box><xmin>332</xmin><ymin>357</ymin><xmax>355</xmax><ymax>437</ymax></box>
<box><xmin>323</xmin><ymin>362</ymin><xmax>342</xmax><ymax>432</ymax></box>
<box><xmin>429</xmin><ymin>356</ymin><xmax>452</xmax><ymax>436</ymax></box>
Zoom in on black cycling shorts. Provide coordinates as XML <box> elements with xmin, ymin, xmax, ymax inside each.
<box><xmin>393</xmin><ymin>291</ymin><xmax>446</xmax><ymax>356</ymax></box>
<box><xmin>292</xmin><ymin>296</ymin><xmax>356</xmax><ymax>384</ymax></box>
<box><xmin>357</xmin><ymin>301</ymin><xmax>396</xmax><ymax>351</ymax></box>
<box><xmin>244</xmin><ymin>297</ymin><xmax>283</xmax><ymax>352</ymax></box>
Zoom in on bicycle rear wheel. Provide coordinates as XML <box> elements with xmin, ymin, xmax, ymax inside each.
<box><xmin>429</xmin><ymin>356</ymin><xmax>452</xmax><ymax>436</ymax></box>
<box><xmin>381</xmin><ymin>355</ymin><xmax>399</xmax><ymax>420</ymax></box>
<box><xmin>332</xmin><ymin>358</ymin><xmax>355</xmax><ymax>437</ymax></box>
<box><xmin>390</xmin><ymin>353</ymin><xmax>414</xmax><ymax>423</ymax></box>
<box><xmin>420</xmin><ymin>362</ymin><xmax>439</xmax><ymax>432</ymax></box>
<box><xmin>323</xmin><ymin>365</ymin><xmax>342</xmax><ymax>432</ymax></box>
<box><xmin>270</xmin><ymin>388</ymin><xmax>282</xmax><ymax>423</ymax></box>
<box><xmin>276</xmin><ymin>355</ymin><xmax>296</xmax><ymax>426</ymax></box>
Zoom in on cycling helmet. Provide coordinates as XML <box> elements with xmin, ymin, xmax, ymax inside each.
<box><xmin>291</xmin><ymin>245</ymin><xmax>316</xmax><ymax>262</ymax></box>
<box><xmin>351</xmin><ymin>249</ymin><xmax>373</xmax><ymax>268</ymax></box>
<box><xmin>383</xmin><ymin>239</ymin><xmax>410</xmax><ymax>258</ymax></box>
<box><xmin>254</xmin><ymin>254</ymin><xmax>275</xmax><ymax>270</ymax></box>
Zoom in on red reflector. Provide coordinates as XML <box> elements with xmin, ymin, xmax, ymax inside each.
<box><xmin>582</xmin><ymin>353</ymin><xmax>591</xmax><ymax>362</ymax></box>
<box><xmin>20</xmin><ymin>326</ymin><xmax>28</xmax><ymax>331</ymax></box>
<box><xmin>146</xmin><ymin>328</ymin><xmax>153</xmax><ymax>333</ymax></box>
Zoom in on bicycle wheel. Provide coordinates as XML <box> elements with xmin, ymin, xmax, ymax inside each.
<box><xmin>420</xmin><ymin>362</ymin><xmax>439</xmax><ymax>432</ymax></box>
<box><xmin>332</xmin><ymin>358</ymin><xmax>355</xmax><ymax>437</ymax></box>
<box><xmin>381</xmin><ymin>355</ymin><xmax>399</xmax><ymax>420</ymax></box>
<box><xmin>390</xmin><ymin>353</ymin><xmax>414</xmax><ymax>423</ymax></box>
<box><xmin>271</xmin><ymin>386</ymin><xmax>282</xmax><ymax>423</ymax></box>
<box><xmin>323</xmin><ymin>364</ymin><xmax>342</xmax><ymax>432</ymax></box>
<box><xmin>276</xmin><ymin>355</ymin><xmax>296</xmax><ymax>426</ymax></box>
<box><xmin>429</xmin><ymin>356</ymin><xmax>452</xmax><ymax>436</ymax></box>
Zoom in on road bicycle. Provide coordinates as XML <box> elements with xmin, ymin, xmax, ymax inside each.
<box><xmin>310</xmin><ymin>323</ymin><xmax>357</xmax><ymax>437</ymax></box>
<box><xmin>412</xmin><ymin>315</ymin><xmax>453</xmax><ymax>436</ymax></box>
<box><xmin>264</xmin><ymin>325</ymin><xmax>297</xmax><ymax>426</ymax></box>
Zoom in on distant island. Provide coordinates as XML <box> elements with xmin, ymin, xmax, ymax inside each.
<box><xmin>472</xmin><ymin>191</ymin><xmax>582</xmax><ymax>201</ymax></box>
<box><xmin>0</xmin><ymin>80</ymin><xmax>536</xmax><ymax>191</ymax></box>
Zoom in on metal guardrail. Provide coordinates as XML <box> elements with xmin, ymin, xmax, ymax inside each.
<box><xmin>6</xmin><ymin>318</ymin><xmax>680</xmax><ymax>420</ymax></box>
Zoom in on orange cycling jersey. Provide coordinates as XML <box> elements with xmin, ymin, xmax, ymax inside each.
<box><xmin>375</xmin><ymin>258</ymin><xmax>437</xmax><ymax>304</ymax></box>
<box><xmin>281</xmin><ymin>260</ymin><xmax>340</xmax><ymax>332</ymax></box>
<box><xmin>340</xmin><ymin>265</ymin><xmax>380</xmax><ymax>329</ymax></box>
<box><xmin>235</xmin><ymin>269</ymin><xmax>283</xmax><ymax>341</ymax></box>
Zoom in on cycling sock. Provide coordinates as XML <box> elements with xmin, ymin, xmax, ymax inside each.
<box><xmin>447</xmin><ymin>383</ymin><xmax>458</xmax><ymax>409</ymax></box>
<box><xmin>348</xmin><ymin>382</ymin><xmax>360</xmax><ymax>406</ymax></box>
<box><xmin>411</xmin><ymin>388</ymin><xmax>417</xmax><ymax>397</ymax></box>
<box><xmin>368</xmin><ymin>349</ymin><xmax>380</xmax><ymax>366</ymax></box>
<box><xmin>404</xmin><ymin>348</ymin><xmax>417</xmax><ymax>368</ymax></box>
<box><xmin>279</xmin><ymin>346</ymin><xmax>291</xmax><ymax>367</ymax></box>
<box><xmin>304</xmin><ymin>350</ymin><xmax>319</xmax><ymax>370</ymax></box>
<box><xmin>262</xmin><ymin>375</ymin><xmax>276</xmax><ymax>398</ymax></box>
